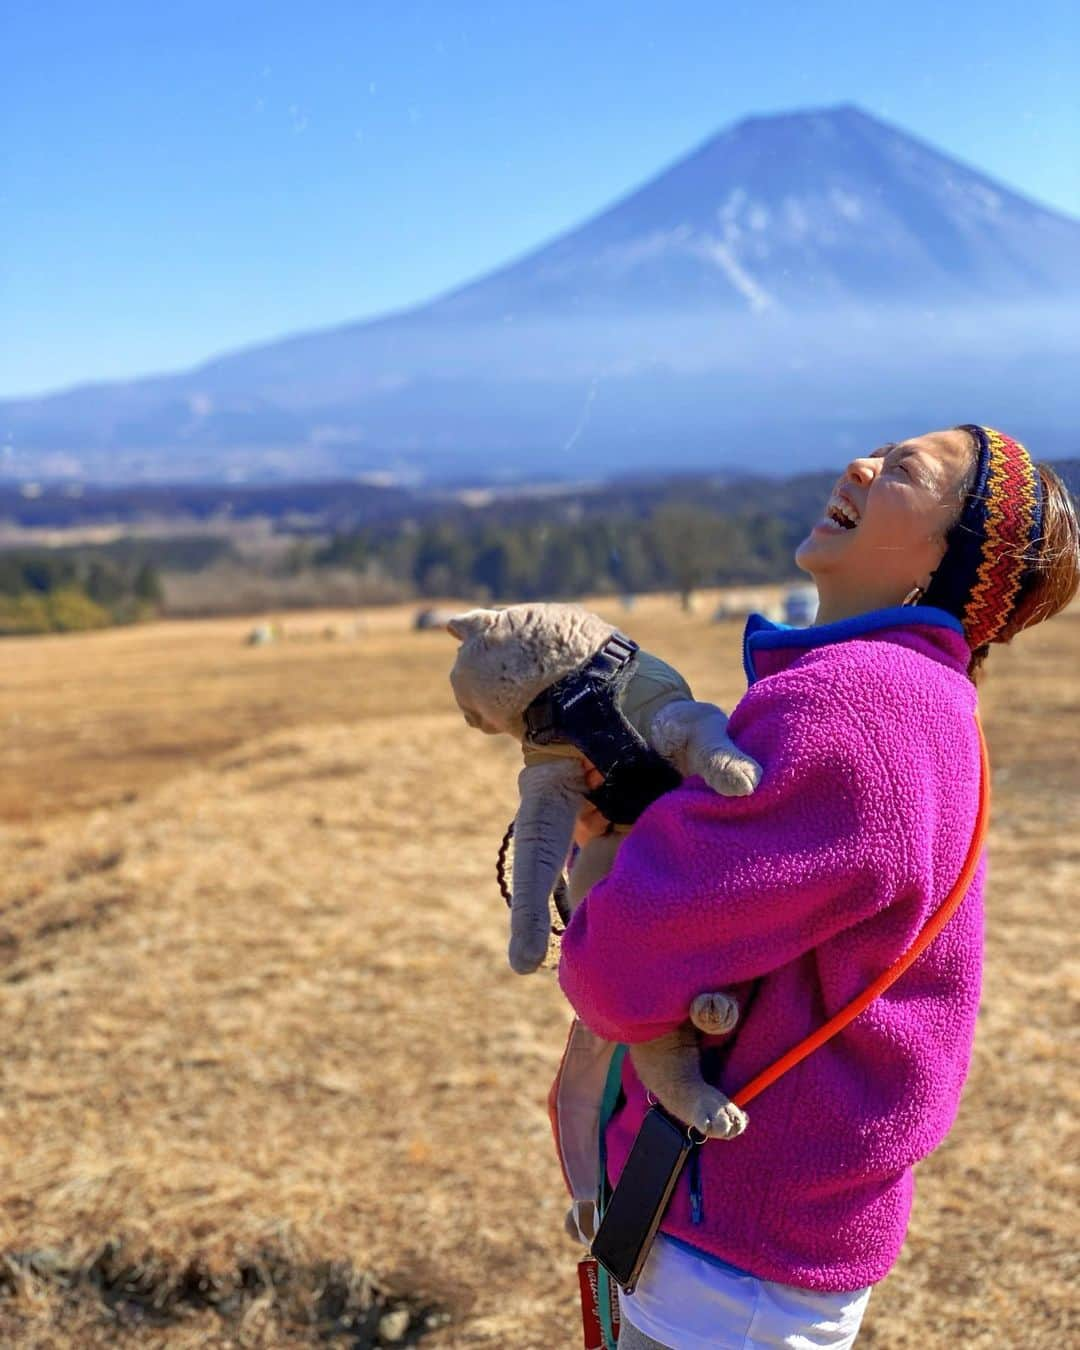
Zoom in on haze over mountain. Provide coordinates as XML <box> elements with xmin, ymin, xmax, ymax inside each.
<box><xmin>4</xmin><ymin>105</ymin><xmax>1078</xmax><ymax>484</ymax></box>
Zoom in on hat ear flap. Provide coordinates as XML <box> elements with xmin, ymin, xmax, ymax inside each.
<box><xmin>446</xmin><ymin>609</ymin><xmax>500</xmax><ymax>642</ymax></box>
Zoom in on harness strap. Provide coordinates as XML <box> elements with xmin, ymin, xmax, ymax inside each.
<box><xmin>523</xmin><ymin>632</ymin><xmax>639</xmax><ymax>746</ymax></box>
<box><xmin>523</xmin><ymin>632</ymin><xmax>682</xmax><ymax>826</ymax></box>
<box><xmin>731</xmin><ymin>712</ymin><xmax>990</xmax><ymax>1109</ymax></box>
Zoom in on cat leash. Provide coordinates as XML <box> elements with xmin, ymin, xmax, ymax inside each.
<box><xmin>584</xmin><ymin>713</ymin><xmax>990</xmax><ymax>1347</ymax></box>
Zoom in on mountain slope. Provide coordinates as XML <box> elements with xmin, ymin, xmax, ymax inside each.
<box><xmin>429</xmin><ymin>104</ymin><xmax>1080</xmax><ymax>316</ymax></box>
<box><xmin>4</xmin><ymin>105</ymin><xmax>1078</xmax><ymax>483</ymax></box>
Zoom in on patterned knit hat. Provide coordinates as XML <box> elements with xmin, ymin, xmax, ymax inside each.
<box><xmin>921</xmin><ymin>425</ymin><xmax>1044</xmax><ymax>650</ymax></box>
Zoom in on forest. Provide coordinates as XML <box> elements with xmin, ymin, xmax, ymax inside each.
<box><xmin>0</xmin><ymin>551</ymin><xmax>164</xmax><ymax>634</ymax></box>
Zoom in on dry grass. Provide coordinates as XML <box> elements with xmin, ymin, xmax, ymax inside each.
<box><xmin>0</xmin><ymin>594</ymin><xmax>1076</xmax><ymax>1346</ymax></box>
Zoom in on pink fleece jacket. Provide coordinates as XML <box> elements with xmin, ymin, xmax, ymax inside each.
<box><xmin>558</xmin><ymin>607</ymin><xmax>986</xmax><ymax>1292</ymax></box>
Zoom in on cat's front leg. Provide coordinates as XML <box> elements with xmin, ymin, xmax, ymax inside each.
<box><xmin>629</xmin><ymin>1025</ymin><xmax>748</xmax><ymax>1141</ymax></box>
<box><xmin>510</xmin><ymin>758</ymin><xmax>588</xmax><ymax>973</ymax></box>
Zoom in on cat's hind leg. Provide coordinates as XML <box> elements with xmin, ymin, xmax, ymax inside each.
<box><xmin>689</xmin><ymin>991</ymin><xmax>740</xmax><ymax>1035</ymax></box>
<box><xmin>629</xmin><ymin>1027</ymin><xmax>748</xmax><ymax>1141</ymax></box>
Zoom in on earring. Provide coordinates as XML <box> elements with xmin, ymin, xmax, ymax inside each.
<box><xmin>902</xmin><ymin>585</ymin><xmax>924</xmax><ymax>607</ymax></box>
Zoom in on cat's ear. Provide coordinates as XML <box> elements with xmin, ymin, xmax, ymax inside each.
<box><xmin>446</xmin><ymin>609</ymin><xmax>500</xmax><ymax>642</ymax></box>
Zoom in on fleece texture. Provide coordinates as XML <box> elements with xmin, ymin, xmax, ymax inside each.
<box><xmin>557</xmin><ymin>606</ymin><xmax>986</xmax><ymax>1292</ymax></box>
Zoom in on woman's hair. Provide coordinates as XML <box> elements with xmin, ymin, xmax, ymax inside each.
<box><xmin>966</xmin><ymin>459</ymin><xmax>1080</xmax><ymax>682</ymax></box>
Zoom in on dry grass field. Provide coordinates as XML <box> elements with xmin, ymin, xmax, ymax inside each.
<box><xmin>0</xmin><ymin>594</ymin><xmax>1077</xmax><ymax>1347</ymax></box>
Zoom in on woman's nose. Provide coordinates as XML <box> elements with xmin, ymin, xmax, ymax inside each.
<box><xmin>844</xmin><ymin>457</ymin><xmax>879</xmax><ymax>488</ymax></box>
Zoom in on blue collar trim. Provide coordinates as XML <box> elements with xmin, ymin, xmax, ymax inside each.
<box><xmin>742</xmin><ymin>604</ymin><xmax>966</xmax><ymax>684</ymax></box>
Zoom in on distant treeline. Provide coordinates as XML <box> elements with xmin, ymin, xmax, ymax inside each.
<box><xmin>299</xmin><ymin>457</ymin><xmax>1080</xmax><ymax>604</ymax></box>
<box><xmin>309</xmin><ymin>489</ymin><xmax>823</xmax><ymax>603</ymax></box>
<box><xmin>2</xmin><ymin>458</ymin><xmax>1076</xmax><ymax>624</ymax></box>
<box><xmin>0</xmin><ymin>551</ymin><xmax>164</xmax><ymax>635</ymax></box>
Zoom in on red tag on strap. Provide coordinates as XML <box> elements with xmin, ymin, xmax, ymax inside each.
<box><xmin>578</xmin><ymin>1257</ymin><xmax>620</xmax><ymax>1349</ymax></box>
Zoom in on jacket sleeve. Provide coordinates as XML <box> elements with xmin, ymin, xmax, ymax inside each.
<box><xmin>557</xmin><ymin>657</ymin><xmax>919</xmax><ymax>1044</ymax></box>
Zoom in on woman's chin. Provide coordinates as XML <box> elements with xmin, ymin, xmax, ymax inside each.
<box><xmin>796</xmin><ymin>521</ymin><xmax>855</xmax><ymax>572</ymax></box>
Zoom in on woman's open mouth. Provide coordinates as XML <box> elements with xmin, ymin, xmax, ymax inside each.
<box><xmin>815</xmin><ymin>495</ymin><xmax>861</xmax><ymax>533</ymax></box>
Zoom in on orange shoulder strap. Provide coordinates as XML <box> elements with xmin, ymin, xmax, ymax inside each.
<box><xmin>731</xmin><ymin>713</ymin><xmax>990</xmax><ymax>1111</ymax></box>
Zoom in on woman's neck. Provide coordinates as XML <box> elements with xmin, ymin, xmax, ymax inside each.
<box><xmin>811</xmin><ymin>580</ymin><xmax>906</xmax><ymax>627</ymax></box>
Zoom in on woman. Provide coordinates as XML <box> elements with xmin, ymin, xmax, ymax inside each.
<box><xmin>558</xmin><ymin>427</ymin><xmax>1079</xmax><ymax>1349</ymax></box>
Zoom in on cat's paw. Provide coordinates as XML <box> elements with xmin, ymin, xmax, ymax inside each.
<box><xmin>508</xmin><ymin>931</ymin><xmax>548</xmax><ymax>975</ymax></box>
<box><xmin>689</xmin><ymin>991</ymin><xmax>740</xmax><ymax>1035</ymax></box>
<box><xmin>700</xmin><ymin>747</ymin><xmax>762</xmax><ymax>797</ymax></box>
<box><xmin>508</xmin><ymin>896</ymin><xmax>555</xmax><ymax>974</ymax></box>
<box><xmin>690</xmin><ymin>1088</ymin><xmax>749</xmax><ymax>1141</ymax></box>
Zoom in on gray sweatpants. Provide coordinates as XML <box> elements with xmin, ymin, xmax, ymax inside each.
<box><xmin>617</xmin><ymin>1318</ymin><xmax>672</xmax><ymax>1349</ymax></box>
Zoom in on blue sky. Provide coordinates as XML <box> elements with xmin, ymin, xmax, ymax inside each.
<box><xmin>4</xmin><ymin>0</ymin><xmax>1078</xmax><ymax>398</ymax></box>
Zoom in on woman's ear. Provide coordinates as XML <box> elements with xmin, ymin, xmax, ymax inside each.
<box><xmin>446</xmin><ymin>609</ymin><xmax>499</xmax><ymax>642</ymax></box>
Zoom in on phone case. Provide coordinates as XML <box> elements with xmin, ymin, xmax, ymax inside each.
<box><xmin>590</xmin><ymin>1106</ymin><xmax>694</xmax><ymax>1292</ymax></box>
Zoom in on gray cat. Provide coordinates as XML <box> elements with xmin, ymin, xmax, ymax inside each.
<box><xmin>448</xmin><ymin>602</ymin><xmax>762</xmax><ymax>1152</ymax></box>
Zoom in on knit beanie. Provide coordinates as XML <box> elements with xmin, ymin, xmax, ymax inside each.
<box><xmin>921</xmin><ymin>425</ymin><xmax>1044</xmax><ymax>650</ymax></box>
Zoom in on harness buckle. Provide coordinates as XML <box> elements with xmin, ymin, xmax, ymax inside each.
<box><xmin>593</xmin><ymin>632</ymin><xmax>638</xmax><ymax>678</ymax></box>
<box><xmin>524</xmin><ymin>692</ymin><xmax>557</xmax><ymax>744</ymax></box>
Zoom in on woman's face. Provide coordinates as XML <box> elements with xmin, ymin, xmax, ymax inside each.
<box><xmin>795</xmin><ymin>429</ymin><xmax>975</xmax><ymax>605</ymax></box>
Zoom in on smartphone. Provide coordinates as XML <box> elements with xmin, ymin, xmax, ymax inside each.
<box><xmin>590</xmin><ymin>1106</ymin><xmax>694</xmax><ymax>1293</ymax></box>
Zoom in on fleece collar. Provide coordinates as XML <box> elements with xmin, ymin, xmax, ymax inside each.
<box><xmin>742</xmin><ymin>604</ymin><xmax>968</xmax><ymax>685</ymax></box>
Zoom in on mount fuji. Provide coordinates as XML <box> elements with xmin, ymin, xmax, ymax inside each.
<box><xmin>4</xmin><ymin>105</ymin><xmax>1079</xmax><ymax>484</ymax></box>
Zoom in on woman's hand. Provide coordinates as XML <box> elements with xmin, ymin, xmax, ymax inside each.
<box><xmin>573</xmin><ymin>762</ymin><xmax>611</xmax><ymax>847</ymax></box>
